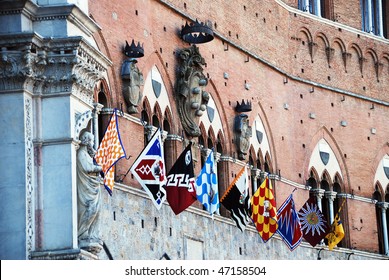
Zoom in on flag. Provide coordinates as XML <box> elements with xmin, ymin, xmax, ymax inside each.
<box><xmin>276</xmin><ymin>193</ymin><xmax>302</xmax><ymax>251</ymax></box>
<box><xmin>195</xmin><ymin>149</ymin><xmax>219</xmax><ymax>215</ymax></box>
<box><xmin>298</xmin><ymin>196</ymin><xmax>330</xmax><ymax>247</ymax></box>
<box><xmin>220</xmin><ymin>166</ymin><xmax>251</xmax><ymax>232</ymax></box>
<box><xmin>165</xmin><ymin>143</ymin><xmax>197</xmax><ymax>215</ymax></box>
<box><xmin>130</xmin><ymin>128</ymin><xmax>167</xmax><ymax>210</ymax></box>
<box><xmin>325</xmin><ymin>199</ymin><xmax>346</xmax><ymax>250</ymax></box>
<box><xmin>251</xmin><ymin>177</ymin><xmax>278</xmax><ymax>242</ymax></box>
<box><xmin>95</xmin><ymin>108</ymin><xmax>126</xmax><ymax>195</ymax></box>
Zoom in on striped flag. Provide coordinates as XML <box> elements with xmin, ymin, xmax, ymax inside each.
<box><xmin>95</xmin><ymin>108</ymin><xmax>126</xmax><ymax>195</ymax></box>
<box><xmin>276</xmin><ymin>193</ymin><xmax>302</xmax><ymax>251</ymax></box>
<box><xmin>220</xmin><ymin>166</ymin><xmax>251</xmax><ymax>232</ymax></box>
<box><xmin>251</xmin><ymin>177</ymin><xmax>278</xmax><ymax>242</ymax></box>
<box><xmin>195</xmin><ymin>149</ymin><xmax>219</xmax><ymax>215</ymax></box>
<box><xmin>130</xmin><ymin>128</ymin><xmax>167</xmax><ymax>210</ymax></box>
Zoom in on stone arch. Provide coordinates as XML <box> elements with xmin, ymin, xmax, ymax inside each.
<box><xmin>298</xmin><ymin>26</ymin><xmax>314</xmax><ymax>43</ymax></box>
<box><xmin>152</xmin><ymin>102</ymin><xmax>163</xmax><ymax>128</ymax></box>
<box><xmin>207</xmin><ymin>126</ymin><xmax>217</xmax><ymax>149</ymax></box>
<box><xmin>332</xmin><ymin>37</ymin><xmax>347</xmax><ymax>71</ymax></box>
<box><xmin>381</xmin><ymin>54</ymin><xmax>389</xmax><ymax>80</ymax></box>
<box><xmin>349</xmin><ymin>43</ymin><xmax>364</xmax><ymax>76</ymax></box>
<box><xmin>163</xmin><ymin>107</ymin><xmax>173</xmax><ymax>134</ymax></box>
<box><xmin>141</xmin><ymin>51</ymin><xmax>177</xmax><ymax>132</ymax></box>
<box><xmin>216</xmin><ymin>130</ymin><xmax>226</xmax><ymax>154</ymax></box>
<box><xmin>257</xmin><ymin>149</ymin><xmax>265</xmax><ymax>170</ymax></box>
<box><xmin>89</xmin><ymin>18</ymin><xmax>121</xmax><ymax>105</ymax></box>
<box><xmin>373</xmin><ymin>181</ymin><xmax>385</xmax><ymax>202</ymax></box>
<box><xmin>248</xmin><ymin>145</ymin><xmax>257</xmax><ymax>165</ymax></box>
<box><xmin>252</xmin><ymin>101</ymin><xmax>277</xmax><ymax>174</ymax></box>
<box><xmin>141</xmin><ymin>97</ymin><xmax>152</xmax><ymax>124</ymax></box>
<box><xmin>304</xmin><ymin>126</ymin><xmax>350</xmax><ymax>193</ymax></box>
<box><xmin>320</xmin><ymin>169</ymin><xmax>333</xmax><ymax>189</ymax></box>
<box><xmin>366</xmin><ymin>48</ymin><xmax>380</xmax><ymax>81</ymax></box>
<box><xmin>372</xmin><ymin>143</ymin><xmax>389</xmax><ymax>198</ymax></box>
<box><xmin>333</xmin><ymin>172</ymin><xmax>344</xmax><ymax>192</ymax></box>
<box><xmin>307</xmin><ymin>166</ymin><xmax>320</xmax><ymax>188</ymax></box>
<box><xmin>94</xmin><ymin>79</ymin><xmax>111</xmax><ymax>108</ymax></box>
<box><xmin>297</xmin><ymin>26</ymin><xmax>314</xmax><ymax>62</ymax></box>
<box><xmin>316</xmin><ymin>32</ymin><xmax>330</xmax><ymax>47</ymax></box>
<box><xmin>264</xmin><ymin>151</ymin><xmax>273</xmax><ymax>174</ymax></box>
<box><xmin>206</xmin><ymin>79</ymin><xmax>231</xmax><ymax>153</ymax></box>
<box><xmin>198</xmin><ymin>122</ymin><xmax>207</xmax><ymax>148</ymax></box>
<box><xmin>314</xmin><ymin>32</ymin><xmax>329</xmax><ymax>64</ymax></box>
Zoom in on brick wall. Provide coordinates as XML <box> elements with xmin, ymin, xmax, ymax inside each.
<box><xmin>89</xmin><ymin>0</ymin><xmax>389</xmax><ymax>258</ymax></box>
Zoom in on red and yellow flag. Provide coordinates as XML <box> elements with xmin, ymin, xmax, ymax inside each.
<box><xmin>95</xmin><ymin>109</ymin><xmax>126</xmax><ymax>195</ymax></box>
<box><xmin>251</xmin><ymin>177</ymin><xmax>278</xmax><ymax>242</ymax></box>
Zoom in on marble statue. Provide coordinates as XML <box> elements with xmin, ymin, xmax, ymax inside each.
<box><xmin>77</xmin><ymin>131</ymin><xmax>103</xmax><ymax>253</ymax></box>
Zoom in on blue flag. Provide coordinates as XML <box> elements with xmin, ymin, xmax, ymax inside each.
<box><xmin>276</xmin><ymin>194</ymin><xmax>302</xmax><ymax>251</ymax></box>
<box><xmin>195</xmin><ymin>150</ymin><xmax>219</xmax><ymax>215</ymax></box>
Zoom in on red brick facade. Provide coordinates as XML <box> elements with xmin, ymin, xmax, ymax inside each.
<box><xmin>89</xmin><ymin>0</ymin><xmax>389</xmax><ymax>255</ymax></box>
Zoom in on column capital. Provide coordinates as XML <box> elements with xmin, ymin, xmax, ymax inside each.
<box><xmin>310</xmin><ymin>188</ymin><xmax>326</xmax><ymax>199</ymax></box>
<box><xmin>250</xmin><ymin>167</ymin><xmax>260</xmax><ymax>178</ymax></box>
<box><xmin>376</xmin><ymin>202</ymin><xmax>389</xmax><ymax>211</ymax></box>
<box><xmin>93</xmin><ymin>103</ymin><xmax>104</xmax><ymax>114</ymax></box>
<box><xmin>324</xmin><ymin>191</ymin><xmax>337</xmax><ymax>201</ymax></box>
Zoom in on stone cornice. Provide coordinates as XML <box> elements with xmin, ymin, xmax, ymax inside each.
<box><xmin>0</xmin><ymin>34</ymin><xmax>112</xmax><ymax>105</ymax></box>
<box><xmin>0</xmin><ymin>1</ymin><xmax>101</xmax><ymax>37</ymax></box>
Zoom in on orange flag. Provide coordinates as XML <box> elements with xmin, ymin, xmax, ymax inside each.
<box><xmin>95</xmin><ymin>109</ymin><xmax>126</xmax><ymax>195</ymax></box>
<box><xmin>251</xmin><ymin>177</ymin><xmax>278</xmax><ymax>242</ymax></box>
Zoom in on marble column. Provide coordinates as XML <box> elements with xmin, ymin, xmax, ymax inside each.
<box><xmin>377</xmin><ymin>202</ymin><xmax>389</xmax><ymax>255</ymax></box>
<box><xmin>325</xmin><ymin>191</ymin><xmax>337</xmax><ymax>224</ymax></box>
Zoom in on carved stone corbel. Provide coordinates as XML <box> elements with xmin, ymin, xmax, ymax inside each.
<box><xmin>308</xmin><ymin>41</ymin><xmax>317</xmax><ymax>62</ymax></box>
<box><xmin>326</xmin><ymin>47</ymin><xmax>335</xmax><ymax>68</ymax></box>
<box><xmin>342</xmin><ymin>52</ymin><xmax>351</xmax><ymax>72</ymax></box>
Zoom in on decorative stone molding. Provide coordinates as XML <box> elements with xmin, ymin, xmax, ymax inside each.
<box><xmin>324</xmin><ymin>190</ymin><xmax>337</xmax><ymax>201</ymax></box>
<box><xmin>0</xmin><ymin>35</ymin><xmax>111</xmax><ymax>105</ymax></box>
<box><xmin>24</xmin><ymin>96</ymin><xmax>34</xmax><ymax>259</ymax></box>
<box><xmin>175</xmin><ymin>45</ymin><xmax>209</xmax><ymax>137</ymax></box>
<box><xmin>310</xmin><ymin>188</ymin><xmax>326</xmax><ymax>199</ymax></box>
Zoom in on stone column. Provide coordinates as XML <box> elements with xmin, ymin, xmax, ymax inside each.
<box><xmin>310</xmin><ymin>188</ymin><xmax>325</xmax><ymax>211</ymax></box>
<box><xmin>316</xmin><ymin>0</ymin><xmax>322</xmax><ymax>16</ymax></box>
<box><xmin>367</xmin><ymin>0</ymin><xmax>373</xmax><ymax>33</ymax></box>
<box><xmin>325</xmin><ymin>191</ymin><xmax>337</xmax><ymax>224</ymax></box>
<box><xmin>377</xmin><ymin>0</ymin><xmax>384</xmax><ymax>37</ymax></box>
<box><xmin>377</xmin><ymin>202</ymin><xmax>389</xmax><ymax>255</ymax></box>
<box><xmin>250</xmin><ymin>167</ymin><xmax>260</xmax><ymax>194</ymax></box>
